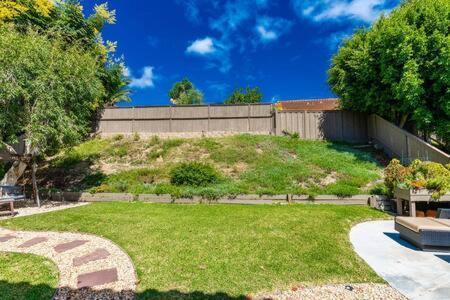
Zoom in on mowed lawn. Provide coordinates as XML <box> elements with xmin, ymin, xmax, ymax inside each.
<box><xmin>0</xmin><ymin>203</ymin><xmax>387</xmax><ymax>299</ymax></box>
<box><xmin>0</xmin><ymin>252</ymin><xmax>58</xmax><ymax>300</ymax></box>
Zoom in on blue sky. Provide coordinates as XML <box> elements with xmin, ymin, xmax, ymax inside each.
<box><xmin>81</xmin><ymin>0</ymin><xmax>400</xmax><ymax>106</ymax></box>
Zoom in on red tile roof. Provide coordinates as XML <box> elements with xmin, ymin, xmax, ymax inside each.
<box><xmin>276</xmin><ymin>98</ymin><xmax>340</xmax><ymax>111</ymax></box>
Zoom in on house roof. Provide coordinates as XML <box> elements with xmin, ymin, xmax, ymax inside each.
<box><xmin>276</xmin><ymin>98</ymin><xmax>340</xmax><ymax>111</ymax></box>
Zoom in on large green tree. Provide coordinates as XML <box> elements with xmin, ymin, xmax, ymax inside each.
<box><xmin>328</xmin><ymin>0</ymin><xmax>449</xmax><ymax>151</ymax></box>
<box><xmin>0</xmin><ymin>1</ymin><xmax>129</xmax><ymax>204</ymax></box>
<box><xmin>224</xmin><ymin>87</ymin><xmax>263</xmax><ymax>104</ymax></box>
<box><xmin>169</xmin><ymin>78</ymin><xmax>204</xmax><ymax>105</ymax></box>
<box><xmin>0</xmin><ymin>27</ymin><xmax>107</xmax><ymax>204</ymax></box>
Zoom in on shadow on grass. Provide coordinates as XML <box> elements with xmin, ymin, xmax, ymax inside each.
<box><xmin>0</xmin><ymin>282</ymin><xmax>248</xmax><ymax>300</ymax></box>
<box><xmin>324</xmin><ymin>141</ymin><xmax>388</xmax><ymax>167</ymax></box>
<box><xmin>0</xmin><ymin>280</ymin><xmax>56</xmax><ymax>300</ymax></box>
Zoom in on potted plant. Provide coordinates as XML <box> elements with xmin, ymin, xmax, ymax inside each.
<box><xmin>385</xmin><ymin>159</ymin><xmax>450</xmax><ymax>202</ymax></box>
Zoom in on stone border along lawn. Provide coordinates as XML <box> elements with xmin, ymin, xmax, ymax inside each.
<box><xmin>52</xmin><ymin>191</ymin><xmax>387</xmax><ymax>206</ymax></box>
<box><xmin>0</xmin><ymin>225</ymin><xmax>137</xmax><ymax>299</ymax></box>
<box><xmin>0</xmin><ymin>202</ymin><xmax>396</xmax><ymax>299</ymax></box>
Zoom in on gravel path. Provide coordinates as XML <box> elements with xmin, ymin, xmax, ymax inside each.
<box><xmin>254</xmin><ymin>283</ymin><xmax>407</xmax><ymax>299</ymax></box>
<box><xmin>0</xmin><ymin>201</ymin><xmax>89</xmax><ymax>220</ymax></box>
<box><xmin>0</xmin><ymin>227</ymin><xmax>137</xmax><ymax>299</ymax></box>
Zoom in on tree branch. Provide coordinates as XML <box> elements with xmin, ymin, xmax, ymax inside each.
<box><xmin>0</xmin><ymin>141</ymin><xmax>18</xmax><ymax>155</ymax></box>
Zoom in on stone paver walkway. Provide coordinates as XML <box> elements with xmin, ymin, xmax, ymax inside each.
<box><xmin>350</xmin><ymin>220</ymin><xmax>450</xmax><ymax>300</ymax></box>
<box><xmin>0</xmin><ymin>227</ymin><xmax>137</xmax><ymax>298</ymax></box>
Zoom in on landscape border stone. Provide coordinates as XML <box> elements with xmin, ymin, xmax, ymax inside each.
<box><xmin>50</xmin><ymin>192</ymin><xmax>378</xmax><ymax>206</ymax></box>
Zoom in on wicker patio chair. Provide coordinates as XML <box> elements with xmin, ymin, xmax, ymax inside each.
<box><xmin>395</xmin><ymin>216</ymin><xmax>450</xmax><ymax>251</ymax></box>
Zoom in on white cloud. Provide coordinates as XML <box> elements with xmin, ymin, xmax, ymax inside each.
<box><xmin>292</xmin><ymin>0</ymin><xmax>393</xmax><ymax>23</ymax></box>
<box><xmin>178</xmin><ymin>1</ymin><xmax>293</xmax><ymax>72</ymax></box>
<box><xmin>256</xmin><ymin>26</ymin><xmax>277</xmax><ymax>41</ymax></box>
<box><xmin>127</xmin><ymin>66</ymin><xmax>155</xmax><ymax>89</ymax></box>
<box><xmin>255</xmin><ymin>16</ymin><xmax>293</xmax><ymax>43</ymax></box>
<box><xmin>186</xmin><ymin>37</ymin><xmax>216</xmax><ymax>55</ymax></box>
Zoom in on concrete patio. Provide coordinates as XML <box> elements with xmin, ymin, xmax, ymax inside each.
<box><xmin>350</xmin><ymin>220</ymin><xmax>450</xmax><ymax>300</ymax></box>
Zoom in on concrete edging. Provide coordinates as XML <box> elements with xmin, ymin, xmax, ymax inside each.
<box><xmin>51</xmin><ymin>192</ymin><xmax>386</xmax><ymax>206</ymax></box>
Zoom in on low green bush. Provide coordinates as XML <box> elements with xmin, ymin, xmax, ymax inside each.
<box><xmin>170</xmin><ymin>162</ymin><xmax>219</xmax><ymax>186</ymax></box>
<box><xmin>369</xmin><ymin>182</ymin><xmax>389</xmax><ymax>196</ymax></box>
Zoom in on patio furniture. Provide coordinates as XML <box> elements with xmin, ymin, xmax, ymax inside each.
<box><xmin>437</xmin><ymin>208</ymin><xmax>450</xmax><ymax>219</ymax></box>
<box><xmin>0</xmin><ymin>185</ymin><xmax>26</xmax><ymax>216</ymax></box>
<box><xmin>395</xmin><ymin>216</ymin><xmax>450</xmax><ymax>251</ymax></box>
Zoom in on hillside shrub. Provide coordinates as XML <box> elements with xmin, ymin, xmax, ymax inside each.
<box><xmin>170</xmin><ymin>162</ymin><xmax>219</xmax><ymax>186</ymax></box>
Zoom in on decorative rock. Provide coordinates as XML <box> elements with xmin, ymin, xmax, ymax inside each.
<box><xmin>73</xmin><ymin>248</ymin><xmax>110</xmax><ymax>267</ymax></box>
<box><xmin>77</xmin><ymin>268</ymin><xmax>118</xmax><ymax>288</ymax></box>
<box><xmin>0</xmin><ymin>234</ymin><xmax>15</xmax><ymax>242</ymax></box>
<box><xmin>54</xmin><ymin>240</ymin><xmax>88</xmax><ymax>253</ymax></box>
<box><xmin>19</xmin><ymin>237</ymin><xmax>47</xmax><ymax>248</ymax></box>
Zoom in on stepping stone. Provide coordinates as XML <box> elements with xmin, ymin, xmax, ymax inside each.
<box><xmin>19</xmin><ymin>237</ymin><xmax>48</xmax><ymax>248</ymax></box>
<box><xmin>73</xmin><ymin>248</ymin><xmax>110</xmax><ymax>267</ymax></box>
<box><xmin>0</xmin><ymin>235</ymin><xmax>15</xmax><ymax>242</ymax></box>
<box><xmin>54</xmin><ymin>240</ymin><xmax>88</xmax><ymax>253</ymax></box>
<box><xmin>77</xmin><ymin>268</ymin><xmax>118</xmax><ymax>288</ymax></box>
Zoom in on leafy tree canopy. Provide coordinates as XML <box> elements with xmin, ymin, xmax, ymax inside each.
<box><xmin>0</xmin><ymin>0</ymin><xmax>129</xmax><ymax>202</ymax></box>
<box><xmin>224</xmin><ymin>87</ymin><xmax>263</xmax><ymax>104</ymax></box>
<box><xmin>328</xmin><ymin>0</ymin><xmax>449</xmax><ymax>150</ymax></box>
<box><xmin>169</xmin><ymin>78</ymin><xmax>204</xmax><ymax>105</ymax></box>
<box><xmin>0</xmin><ymin>27</ymin><xmax>105</xmax><ymax>156</ymax></box>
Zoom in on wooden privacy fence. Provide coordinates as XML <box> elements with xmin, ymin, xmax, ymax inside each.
<box><xmin>97</xmin><ymin>104</ymin><xmax>274</xmax><ymax>136</ymax></box>
<box><xmin>95</xmin><ymin>104</ymin><xmax>449</xmax><ymax>164</ymax></box>
<box><xmin>97</xmin><ymin>104</ymin><xmax>368</xmax><ymax>142</ymax></box>
<box><xmin>368</xmin><ymin>115</ymin><xmax>450</xmax><ymax>164</ymax></box>
<box><xmin>275</xmin><ymin>110</ymin><xmax>368</xmax><ymax>143</ymax></box>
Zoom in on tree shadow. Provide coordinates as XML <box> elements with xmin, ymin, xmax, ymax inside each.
<box><xmin>0</xmin><ymin>280</ymin><xmax>56</xmax><ymax>300</ymax></box>
<box><xmin>317</xmin><ymin>111</ymin><xmax>390</xmax><ymax>167</ymax></box>
<box><xmin>0</xmin><ymin>282</ymin><xmax>249</xmax><ymax>300</ymax></box>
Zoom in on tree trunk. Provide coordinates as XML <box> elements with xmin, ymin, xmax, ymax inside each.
<box><xmin>399</xmin><ymin>113</ymin><xmax>409</xmax><ymax>129</ymax></box>
<box><xmin>32</xmin><ymin>160</ymin><xmax>40</xmax><ymax>207</ymax></box>
<box><xmin>0</xmin><ymin>160</ymin><xmax>28</xmax><ymax>185</ymax></box>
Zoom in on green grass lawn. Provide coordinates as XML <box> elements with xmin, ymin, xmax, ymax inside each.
<box><xmin>1</xmin><ymin>203</ymin><xmax>388</xmax><ymax>299</ymax></box>
<box><xmin>42</xmin><ymin>134</ymin><xmax>385</xmax><ymax>197</ymax></box>
<box><xmin>0</xmin><ymin>252</ymin><xmax>58</xmax><ymax>300</ymax></box>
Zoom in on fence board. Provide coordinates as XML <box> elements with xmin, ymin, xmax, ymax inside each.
<box><xmin>275</xmin><ymin>110</ymin><xmax>368</xmax><ymax>143</ymax></box>
<box><xmin>97</xmin><ymin>104</ymin><xmax>274</xmax><ymax>136</ymax></box>
<box><xmin>368</xmin><ymin>115</ymin><xmax>449</xmax><ymax>164</ymax></box>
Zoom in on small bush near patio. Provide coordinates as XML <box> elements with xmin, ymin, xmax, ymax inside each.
<box><xmin>0</xmin><ymin>203</ymin><xmax>387</xmax><ymax>299</ymax></box>
<box><xmin>0</xmin><ymin>252</ymin><xmax>58</xmax><ymax>300</ymax></box>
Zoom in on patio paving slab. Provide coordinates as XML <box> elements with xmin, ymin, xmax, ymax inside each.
<box><xmin>350</xmin><ymin>220</ymin><xmax>450</xmax><ymax>300</ymax></box>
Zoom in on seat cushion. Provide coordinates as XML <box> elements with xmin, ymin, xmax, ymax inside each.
<box><xmin>434</xmin><ymin>219</ymin><xmax>450</xmax><ymax>227</ymax></box>
<box><xmin>395</xmin><ymin>217</ymin><xmax>450</xmax><ymax>233</ymax></box>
